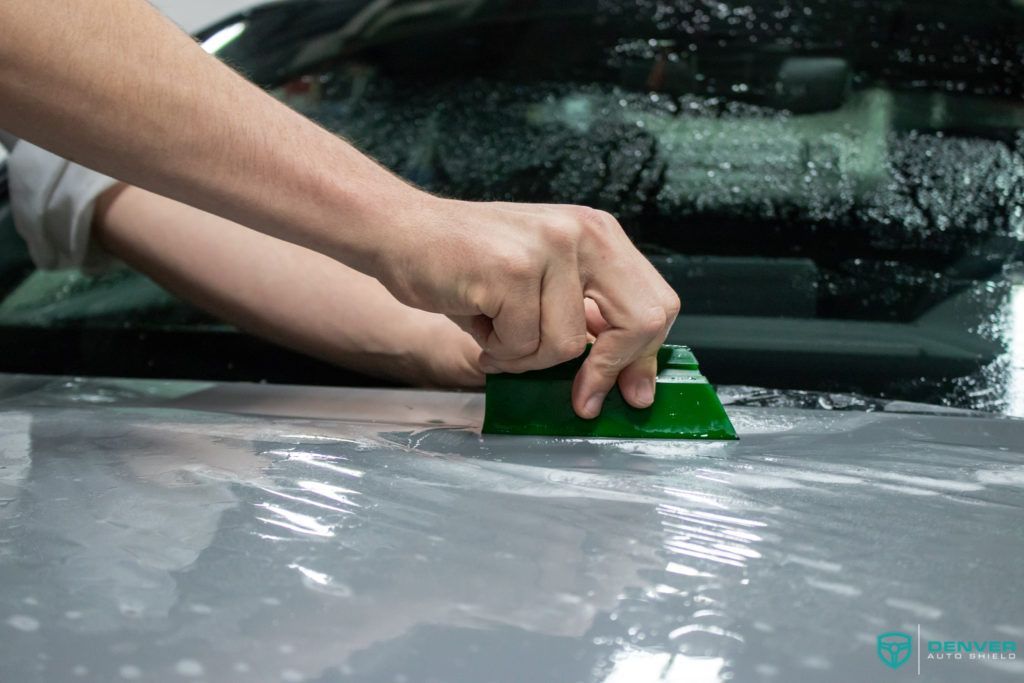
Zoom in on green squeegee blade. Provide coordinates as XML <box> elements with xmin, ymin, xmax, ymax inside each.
<box><xmin>483</xmin><ymin>345</ymin><xmax>737</xmax><ymax>440</ymax></box>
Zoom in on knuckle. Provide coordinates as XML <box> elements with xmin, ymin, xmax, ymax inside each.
<box><xmin>588</xmin><ymin>351</ymin><xmax>626</xmax><ymax>377</ymax></box>
<box><xmin>515</xmin><ymin>337</ymin><xmax>543</xmax><ymax>356</ymax></box>
<box><xmin>552</xmin><ymin>334</ymin><xmax>587</xmax><ymax>363</ymax></box>
<box><xmin>490</xmin><ymin>334</ymin><xmax>541</xmax><ymax>358</ymax></box>
<box><xmin>572</xmin><ymin>206</ymin><xmax>615</xmax><ymax>233</ymax></box>
<box><xmin>502</xmin><ymin>253</ymin><xmax>536</xmax><ymax>282</ymax></box>
<box><xmin>545</xmin><ymin>220</ymin><xmax>581</xmax><ymax>251</ymax></box>
<box><xmin>664</xmin><ymin>292</ymin><xmax>682</xmax><ymax>319</ymax></box>
<box><xmin>639</xmin><ymin>306</ymin><xmax>668</xmax><ymax>337</ymax></box>
<box><xmin>485</xmin><ymin>342</ymin><xmax>535</xmax><ymax>361</ymax></box>
<box><xmin>502</xmin><ymin>352</ymin><xmax>546</xmax><ymax>373</ymax></box>
<box><xmin>464</xmin><ymin>282</ymin><xmax>489</xmax><ymax>310</ymax></box>
<box><xmin>572</xmin><ymin>208</ymin><xmax>625</xmax><ymax>255</ymax></box>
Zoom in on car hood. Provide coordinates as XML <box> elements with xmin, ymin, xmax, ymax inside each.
<box><xmin>0</xmin><ymin>375</ymin><xmax>1021</xmax><ymax>682</ymax></box>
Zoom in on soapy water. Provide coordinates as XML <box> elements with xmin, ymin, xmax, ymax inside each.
<box><xmin>0</xmin><ymin>376</ymin><xmax>1021</xmax><ymax>682</ymax></box>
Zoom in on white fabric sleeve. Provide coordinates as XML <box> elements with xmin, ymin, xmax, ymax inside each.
<box><xmin>5</xmin><ymin>136</ymin><xmax>121</xmax><ymax>271</ymax></box>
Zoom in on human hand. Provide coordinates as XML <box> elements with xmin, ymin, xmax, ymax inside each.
<box><xmin>402</xmin><ymin>315</ymin><xmax>485</xmax><ymax>389</ymax></box>
<box><xmin>378</xmin><ymin>195</ymin><xmax>680</xmax><ymax>419</ymax></box>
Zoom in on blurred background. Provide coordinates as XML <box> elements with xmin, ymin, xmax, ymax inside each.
<box><xmin>152</xmin><ymin>0</ymin><xmax>258</xmax><ymax>32</ymax></box>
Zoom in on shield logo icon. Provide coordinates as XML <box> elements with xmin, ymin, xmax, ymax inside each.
<box><xmin>877</xmin><ymin>631</ymin><xmax>913</xmax><ymax>669</ymax></box>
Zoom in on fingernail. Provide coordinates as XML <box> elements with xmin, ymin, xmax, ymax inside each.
<box><xmin>583</xmin><ymin>392</ymin><xmax>606</xmax><ymax>419</ymax></box>
<box><xmin>635</xmin><ymin>378</ymin><xmax>655</xmax><ymax>407</ymax></box>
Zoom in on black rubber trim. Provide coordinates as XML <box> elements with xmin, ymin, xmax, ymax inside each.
<box><xmin>0</xmin><ymin>324</ymin><xmax>395</xmax><ymax>388</ymax></box>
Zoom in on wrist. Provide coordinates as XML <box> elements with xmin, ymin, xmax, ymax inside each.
<box><xmin>347</xmin><ymin>183</ymin><xmax>451</xmax><ymax>296</ymax></box>
<box><xmin>322</xmin><ymin>171</ymin><xmax>440</xmax><ymax>281</ymax></box>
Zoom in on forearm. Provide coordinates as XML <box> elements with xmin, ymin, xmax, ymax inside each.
<box><xmin>93</xmin><ymin>185</ymin><xmax>481</xmax><ymax>387</ymax></box>
<box><xmin>0</xmin><ymin>0</ymin><xmax>416</xmax><ymax>275</ymax></box>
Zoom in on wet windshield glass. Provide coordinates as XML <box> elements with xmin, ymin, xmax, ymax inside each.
<box><xmin>270</xmin><ymin>0</ymin><xmax>1024</xmax><ymax>414</ymax></box>
<box><xmin>0</xmin><ymin>0</ymin><xmax>1022</xmax><ymax>414</ymax></box>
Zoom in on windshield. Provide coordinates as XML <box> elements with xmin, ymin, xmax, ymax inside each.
<box><xmin>0</xmin><ymin>0</ymin><xmax>1022</xmax><ymax>414</ymax></box>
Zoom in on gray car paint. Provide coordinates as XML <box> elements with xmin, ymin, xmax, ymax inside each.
<box><xmin>0</xmin><ymin>374</ymin><xmax>1021</xmax><ymax>682</ymax></box>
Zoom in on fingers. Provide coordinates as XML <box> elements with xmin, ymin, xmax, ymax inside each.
<box><xmin>447</xmin><ymin>314</ymin><xmax>493</xmax><ymax>348</ymax></box>
<box><xmin>571</xmin><ymin>210</ymin><xmax>680</xmax><ymax>419</ymax></box>
<box><xmin>480</xmin><ymin>265</ymin><xmax>587</xmax><ymax>373</ymax></box>
<box><xmin>584</xmin><ymin>297</ymin><xmax>610</xmax><ymax>336</ymax></box>
<box><xmin>482</xmin><ymin>269</ymin><xmax>542</xmax><ymax>361</ymax></box>
<box><xmin>571</xmin><ymin>305</ymin><xmax>667</xmax><ymax>418</ymax></box>
<box><xmin>615</xmin><ymin>352</ymin><xmax>660</xmax><ymax>408</ymax></box>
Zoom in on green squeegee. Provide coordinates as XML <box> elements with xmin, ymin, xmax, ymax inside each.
<box><xmin>483</xmin><ymin>345</ymin><xmax>737</xmax><ymax>440</ymax></box>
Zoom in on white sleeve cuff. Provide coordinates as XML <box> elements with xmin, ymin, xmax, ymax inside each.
<box><xmin>7</xmin><ymin>140</ymin><xmax>121</xmax><ymax>272</ymax></box>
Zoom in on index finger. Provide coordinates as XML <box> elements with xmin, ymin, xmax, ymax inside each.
<box><xmin>574</xmin><ymin>221</ymin><xmax>679</xmax><ymax>417</ymax></box>
<box><xmin>571</xmin><ymin>303</ymin><xmax>669</xmax><ymax>419</ymax></box>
